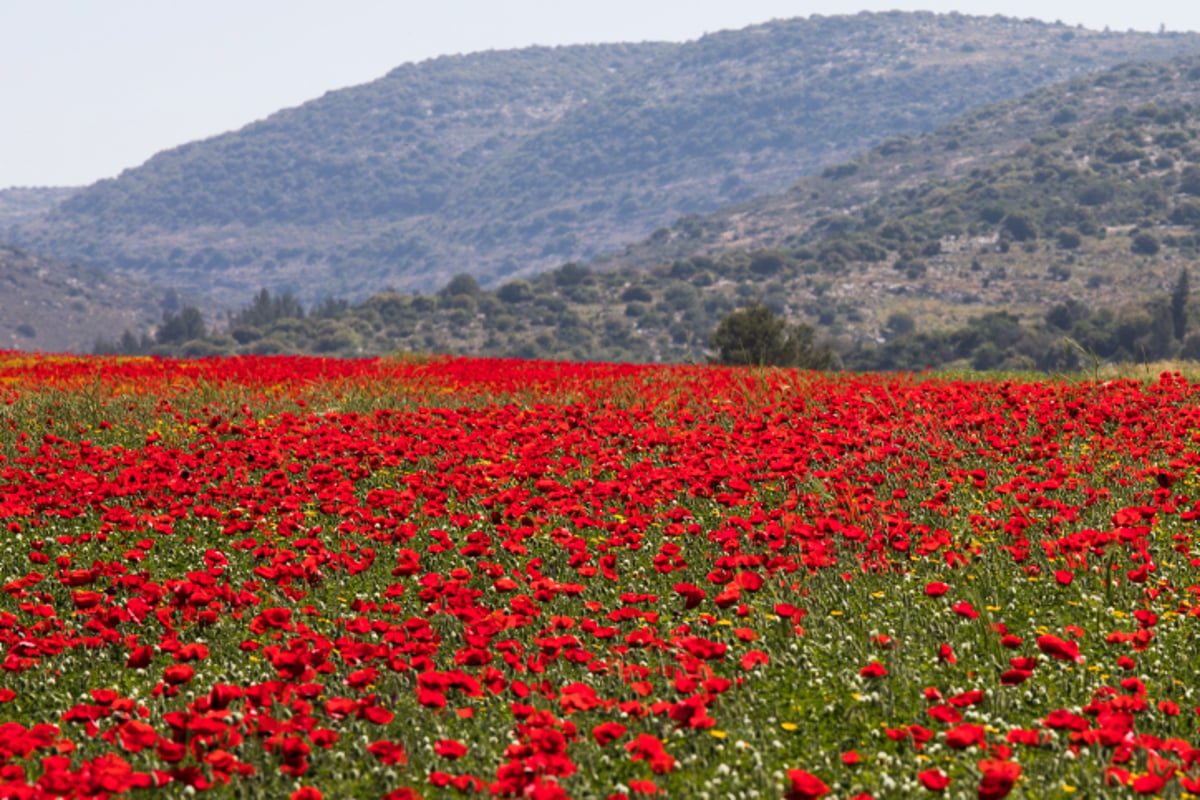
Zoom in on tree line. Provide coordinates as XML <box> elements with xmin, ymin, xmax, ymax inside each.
<box><xmin>97</xmin><ymin>266</ymin><xmax>1194</xmax><ymax>376</ymax></box>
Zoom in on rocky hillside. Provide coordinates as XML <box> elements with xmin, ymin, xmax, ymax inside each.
<box><xmin>117</xmin><ymin>56</ymin><xmax>1200</xmax><ymax>371</ymax></box>
<box><xmin>629</xmin><ymin>56</ymin><xmax>1200</xmax><ymax>349</ymax></box>
<box><xmin>0</xmin><ymin>245</ymin><xmax>177</xmax><ymax>353</ymax></box>
<box><xmin>13</xmin><ymin>13</ymin><xmax>1200</xmax><ymax>306</ymax></box>
<box><xmin>0</xmin><ymin>187</ymin><xmax>76</xmax><ymax>235</ymax></box>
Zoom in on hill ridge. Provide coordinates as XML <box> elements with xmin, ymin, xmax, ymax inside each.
<box><xmin>112</xmin><ymin>54</ymin><xmax>1200</xmax><ymax>370</ymax></box>
<box><xmin>14</xmin><ymin>12</ymin><xmax>1200</xmax><ymax>306</ymax></box>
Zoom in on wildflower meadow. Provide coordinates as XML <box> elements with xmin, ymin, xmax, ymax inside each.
<box><xmin>0</xmin><ymin>352</ymin><xmax>1197</xmax><ymax>799</ymax></box>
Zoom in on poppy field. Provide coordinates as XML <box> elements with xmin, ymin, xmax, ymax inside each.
<box><xmin>0</xmin><ymin>352</ymin><xmax>1198</xmax><ymax>799</ymax></box>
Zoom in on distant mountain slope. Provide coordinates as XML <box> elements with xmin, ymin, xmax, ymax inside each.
<box><xmin>0</xmin><ymin>245</ymin><xmax>173</xmax><ymax>353</ymax></box>
<box><xmin>13</xmin><ymin>12</ymin><xmax>1200</xmax><ymax>305</ymax></box>
<box><xmin>13</xmin><ymin>43</ymin><xmax>666</xmax><ymax>304</ymax></box>
<box><xmin>593</xmin><ymin>56</ymin><xmax>1200</xmax><ymax>355</ymax></box>
<box><xmin>603</xmin><ymin>56</ymin><xmax>1200</xmax><ymax>271</ymax></box>
<box><xmin>140</xmin><ymin>56</ymin><xmax>1200</xmax><ymax>368</ymax></box>
<box><xmin>0</xmin><ymin>187</ymin><xmax>76</xmax><ymax>236</ymax></box>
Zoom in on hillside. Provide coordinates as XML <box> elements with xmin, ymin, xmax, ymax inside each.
<box><xmin>116</xmin><ymin>56</ymin><xmax>1200</xmax><ymax>370</ymax></box>
<box><xmin>14</xmin><ymin>12</ymin><xmax>1200</xmax><ymax>306</ymax></box>
<box><xmin>0</xmin><ymin>187</ymin><xmax>76</xmax><ymax>235</ymax></box>
<box><xmin>661</xmin><ymin>57</ymin><xmax>1200</xmax><ymax>349</ymax></box>
<box><xmin>0</xmin><ymin>245</ymin><xmax>176</xmax><ymax>353</ymax></box>
<box><xmin>602</xmin><ymin>62</ymin><xmax>1200</xmax><ymax>273</ymax></box>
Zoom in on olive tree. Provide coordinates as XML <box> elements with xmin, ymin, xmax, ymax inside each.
<box><xmin>710</xmin><ymin>302</ymin><xmax>834</xmax><ymax>369</ymax></box>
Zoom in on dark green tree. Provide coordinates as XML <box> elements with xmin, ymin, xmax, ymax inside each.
<box><xmin>233</xmin><ymin>289</ymin><xmax>305</xmax><ymax>328</ymax></box>
<box><xmin>1171</xmin><ymin>201</ymin><xmax>1200</xmax><ymax>227</ymax></box>
<box><xmin>1002</xmin><ymin>213</ymin><xmax>1038</xmax><ymax>242</ymax></box>
<box><xmin>710</xmin><ymin>302</ymin><xmax>834</xmax><ymax>369</ymax></box>
<box><xmin>311</xmin><ymin>297</ymin><xmax>349</xmax><ymax>319</ymax></box>
<box><xmin>1171</xmin><ymin>267</ymin><xmax>1190</xmax><ymax>340</ymax></box>
<box><xmin>885</xmin><ymin>311</ymin><xmax>915</xmax><ymax>337</ymax></box>
<box><xmin>1131</xmin><ymin>232</ymin><xmax>1161</xmax><ymax>256</ymax></box>
<box><xmin>1145</xmin><ymin>298</ymin><xmax>1176</xmax><ymax>359</ymax></box>
<box><xmin>749</xmin><ymin>251</ymin><xmax>786</xmax><ymax>276</ymax></box>
<box><xmin>1045</xmin><ymin>299</ymin><xmax>1089</xmax><ymax>331</ymax></box>
<box><xmin>440</xmin><ymin>273</ymin><xmax>482</xmax><ymax>298</ymax></box>
<box><xmin>497</xmin><ymin>279</ymin><xmax>534</xmax><ymax>303</ymax></box>
<box><xmin>156</xmin><ymin>306</ymin><xmax>206</xmax><ymax>344</ymax></box>
<box><xmin>1055</xmin><ymin>228</ymin><xmax>1082</xmax><ymax>249</ymax></box>
<box><xmin>555</xmin><ymin>263</ymin><xmax>590</xmax><ymax>287</ymax></box>
<box><xmin>93</xmin><ymin>329</ymin><xmax>153</xmax><ymax>356</ymax></box>
<box><xmin>1181</xmin><ymin>166</ymin><xmax>1200</xmax><ymax>196</ymax></box>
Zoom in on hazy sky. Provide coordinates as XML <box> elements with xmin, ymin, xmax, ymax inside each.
<box><xmin>4</xmin><ymin>0</ymin><xmax>1200</xmax><ymax>190</ymax></box>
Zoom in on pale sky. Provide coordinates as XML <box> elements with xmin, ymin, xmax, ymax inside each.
<box><xmin>3</xmin><ymin>0</ymin><xmax>1200</xmax><ymax>190</ymax></box>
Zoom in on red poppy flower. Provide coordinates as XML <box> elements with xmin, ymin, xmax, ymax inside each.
<box><xmin>118</xmin><ymin>720</ymin><xmax>159</xmax><ymax>753</ymax></box>
<box><xmin>672</xmin><ymin>583</ymin><xmax>706</xmax><ymax>609</ymax></box>
<box><xmin>952</xmin><ymin>602</ymin><xmax>979</xmax><ymax>619</ymax></box>
<box><xmin>174</xmin><ymin>643</ymin><xmax>208</xmax><ymax>662</ymax></box>
<box><xmin>1036</xmin><ymin>634</ymin><xmax>1080</xmax><ymax>662</ymax></box>
<box><xmin>999</xmin><ymin>669</ymin><xmax>1032</xmax><ymax>686</ymax></box>
<box><xmin>125</xmin><ymin>646</ymin><xmax>154</xmax><ymax>669</ymax></box>
<box><xmin>860</xmin><ymin>661</ymin><xmax>888</xmax><ymax>678</ymax></box>
<box><xmin>382</xmin><ymin>788</ymin><xmax>424</xmax><ymax>800</ymax></box>
<box><xmin>359</xmin><ymin>705</ymin><xmax>394</xmax><ymax>725</ymax></box>
<box><xmin>367</xmin><ymin>740</ymin><xmax>408</xmax><ymax>765</ymax></box>
<box><xmin>944</xmin><ymin>723</ymin><xmax>985</xmax><ymax>750</ymax></box>
<box><xmin>977</xmin><ymin>760</ymin><xmax>1021</xmax><ymax>800</ymax></box>
<box><xmin>927</xmin><ymin>705</ymin><xmax>962</xmax><ymax>724</ymax></box>
<box><xmin>592</xmin><ymin>722</ymin><xmax>627</xmax><ymax>746</ymax></box>
<box><xmin>946</xmin><ymin>690</ymin><xmax>984</xmax><ymax>707</ymax></box>
<box><xmin>1131</xmin><ymin>774</ymin><xmax>1165</xmax><ymax>794</ymax></box>
<box><xmin>345</xmin><ymin>667</ymin><xmax>378</xmax><ymax>690</ymax></box>
<box><xmin>434</xmin><ymin>739</ymin><xmax>468</xmax><ymax>760</ymax></box>
<box><xmin>162</xmin><ymin>664</ymin><xmax>194</xmax><ymax>686</ymax></box>
<box><xmin>625</xmin><ymin>734</ymin><xmax>675</xmax><ymax>774</ymax></box>
<box><xmin>918</xmin><ymin>768</ymin><xmax>950</xmax><ymax>792</ymax></box>
<box><xmin>741</xmin><ymin>650</ymin><xmax>769</xmax><ymax>670</ymax></box>
<box><xmin>785</xmin><ymin>768</ymin><xmax>830</xmax><ymax>800</ymax></box>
